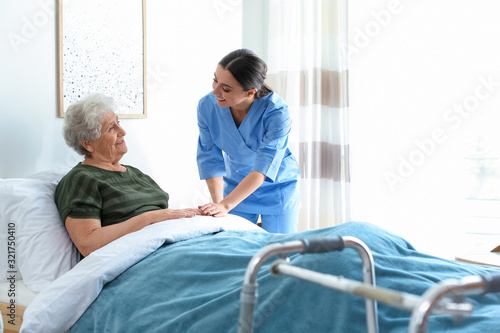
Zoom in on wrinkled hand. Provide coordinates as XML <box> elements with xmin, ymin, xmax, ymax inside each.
<box><xmin>182</xmin><ymin>208</ymin><xmax>203</xmax><ymax>215</ymax></box>
<box><xmin>198</xmin><ymin>203</ymin><xmax>229</xmax><ymax>217</ymax></box>
<box><xmin>160</xmin><ymin>208</ymin><xmax>197</xmax><ymax>220</ymax></box>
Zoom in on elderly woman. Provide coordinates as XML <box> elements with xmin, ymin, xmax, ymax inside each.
<box><xmin>55</xmin><ymin>93</ymin><xmax>199</xmax><ymax>257</ymax></box>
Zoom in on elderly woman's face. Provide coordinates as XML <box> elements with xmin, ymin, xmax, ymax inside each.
<box><xmin>87</xmin><ymin>111</ymin><xmax>127</xmax><ymax>162</ymax></box>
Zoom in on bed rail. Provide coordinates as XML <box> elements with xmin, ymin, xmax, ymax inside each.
<box><xmin>238</xmin><ymin>236</ymin><xmax>378</xmax><ymax>333</ymax></box>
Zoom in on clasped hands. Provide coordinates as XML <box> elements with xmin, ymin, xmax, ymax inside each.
<box><xmin>198</xmin><ymin>202</ymin><xmax>230</xmax><ymax>217</ymax></box>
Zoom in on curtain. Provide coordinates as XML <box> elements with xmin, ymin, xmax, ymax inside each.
<box><xmin>263</xmin><ymin>0</ymin><xmax>350</xmax><ymax>230</ymax></box>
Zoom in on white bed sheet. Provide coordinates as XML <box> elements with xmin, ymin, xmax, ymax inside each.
<box><xmin>20</xmin><ymin>214</ymin><xmax>264</xmax><ymax>333</ymax></box>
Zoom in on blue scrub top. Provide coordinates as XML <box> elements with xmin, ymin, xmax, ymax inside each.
<box><xmin>196</xmin><ymin>92</ymin><xmax>300</xmax><ymax>215</ymax></box>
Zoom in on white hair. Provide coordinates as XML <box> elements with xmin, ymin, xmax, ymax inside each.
<box><xmin>62</xmin><ymin>93</ymin><xmax>116</xmax><ymax>156</ymax></box>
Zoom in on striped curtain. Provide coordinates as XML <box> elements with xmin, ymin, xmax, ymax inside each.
<box><xmin>264</xmin><ymin>0</ymin><xmax>350</xmax><ymax>230</ymax></box>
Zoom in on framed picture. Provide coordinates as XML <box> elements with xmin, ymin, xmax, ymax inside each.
<box><xmin>57</xmin><ymin>0</ymin><xmax>147</xmax><ymax>118</ymax></box>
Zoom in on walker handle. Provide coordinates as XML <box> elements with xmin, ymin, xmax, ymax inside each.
<box><xmin>300</xmin><ymin>236</ymin><xmax>345</xmax><ymax>254</ymax></box>
<box><xmin>482</xmin><ymin>273</ymin><xmax>500</xmax><ymax>293</ymax></box>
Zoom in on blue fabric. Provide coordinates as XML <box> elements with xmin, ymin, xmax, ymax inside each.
<box><xmin>70</xmin><ymin>222</ymin><xmax>500</xmax><ymax>333</ymax></box>
<box><xmin>196</xmin><ymin>92</ymin><xmax>300</xmax><ymax>215</ymax></box>
<box><xmin>230</xmin><ymin>210</ymin><xmax>298</xmax><ymax>233</ymax></box>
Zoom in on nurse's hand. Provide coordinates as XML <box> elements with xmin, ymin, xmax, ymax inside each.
<box><xmin>198</xmin><ymin>202</ymin><xmax>229</xmax><ymax>217</ymax></box>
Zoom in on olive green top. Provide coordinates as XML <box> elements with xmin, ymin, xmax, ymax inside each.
<box><xmin>55</xmin><ymin>163</ymin><xmax>169</xmax><ymax>227</ymax></box>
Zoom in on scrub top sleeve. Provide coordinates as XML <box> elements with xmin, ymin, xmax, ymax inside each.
<box><xmin>196</xmin><ymin>104</ymin><xmax>226</xmax><ymax>180</ymax></box>
<box><xmin>252</xmin><ymin>106</ymin><xmax>292</xmax><ymax>182</ymax></box>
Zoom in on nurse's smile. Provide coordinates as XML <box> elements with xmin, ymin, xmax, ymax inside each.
<box><xmin>212</xmin><ymin>65</ymin><xmax>256</xmax><ymax>113</ymax></box>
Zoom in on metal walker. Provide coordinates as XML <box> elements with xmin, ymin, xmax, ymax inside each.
<box><xmin>237</xmin><ymin>235</ymin><xmax>500</xmax><ymax>333</ymax></box>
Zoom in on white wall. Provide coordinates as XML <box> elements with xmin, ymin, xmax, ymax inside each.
<box><xmin>1</xmin><ymin>0</ymin><xmax>64</xmax><ymax>177</ymax></box>
<box><xmin>242</xmin><ymin>0</ymin><xmax>266</xmax><ymax>59</ymax></box>
<box><xmin>349</xmin><ymin>0</ymin><xmax>500</xmax><ymax>258</ymax></box>
<box><xmin>5</xmin><ymin>0</ymin><xmax>499</xmax><ymax>259</ymax></box>
<box><xmin>0</xmin><ymin>0</ymin><xmax>242</xmax><ymax>209</ymax></box>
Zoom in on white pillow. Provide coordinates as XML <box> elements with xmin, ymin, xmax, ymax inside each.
<box><xmin>0</xmin><ymin>178</ymin><xmax>79</xmax><ymax>293</ymax></box>
<box><xmin>0</xmin><ymin>180</ymin><xmax>23</xmax><ymax>282</ymax></box>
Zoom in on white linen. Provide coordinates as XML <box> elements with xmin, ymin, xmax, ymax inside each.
<box><xmin>20</xmin><ymin>214</ymin><xmax>264</xmax><ymax>333</ymax></box>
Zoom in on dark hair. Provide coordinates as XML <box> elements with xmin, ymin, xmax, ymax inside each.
<box><xmin>219</xmin><ymin>49</ymin><xmax>273</xmax><ymax>98</ymax></box>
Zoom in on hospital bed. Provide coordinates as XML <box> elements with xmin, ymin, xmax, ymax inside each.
<box><xmin>1</xmin><ymin>168</ymin><xmax>500</xmax><ymax>333</ymax></box>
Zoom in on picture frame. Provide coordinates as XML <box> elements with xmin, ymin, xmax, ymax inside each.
<box><xmin>57</xmin><ymin>0</ymin><xmax>147</xmax><ymax>118</ymax></box>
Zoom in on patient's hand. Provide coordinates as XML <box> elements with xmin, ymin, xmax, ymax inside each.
<box><xmin>161</xmin><ymin>208</ymin><xmax>197</xmax><ymax>219</ymax></box>
<box><xmin>182</xmin><ymin>208</ymin><xmax>203</xmax><ymax>215</ymax></box>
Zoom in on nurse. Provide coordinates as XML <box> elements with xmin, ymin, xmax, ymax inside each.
<box><xmin>196</xmin><ymin>49</ymin><xmax>301</xmax><ymax>233</ymax></box>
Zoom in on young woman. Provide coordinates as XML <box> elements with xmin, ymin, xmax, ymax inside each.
<box><xmin>197</xmin><ymin>49</ymin><xmax>301</xmax><ymax>233</ymax></box>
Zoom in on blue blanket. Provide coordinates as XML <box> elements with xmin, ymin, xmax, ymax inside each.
<box><xmin>70</xmin><ymin>222</ymin><xmax>500</xmax><ymax>332</ymax></box>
